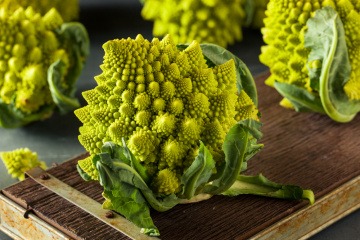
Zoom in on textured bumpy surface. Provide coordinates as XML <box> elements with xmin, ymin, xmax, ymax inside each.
<box><xmin>2</xmin><ymin>74</ymin><xmax>359</xmax><ymax>240</ymax></box>
<box><xmin>260</xmin><ymin>0</ymin><xmax>360</xmax><ymax>101</ymax></box>
<box><xmin>0</xmin><ymin>7</ymin><xmax>67</xmax><ymax>113</ymax></box>
<box><xmin>141</xmin><ymin>0</ymin><xmax>269</xmax><ymax>47</ymax></box>
<box><xmin>75</xmin><ymin>34</ymin><xmax>259</xmax><ymax>195</ymax></box>
<box><xmin>0</xmin><ymin>148</ymin><xmax>46</xmax><ymax>180</ymax></box>
<box><xmin>0</xmin><ymin>0</ymin><xmax>79</xmax><ymax>21</ymax></box>
<box><xmin>0</xmin><ymin>4</ymin><xmax>89</xmax><ymax>128</ymax></box>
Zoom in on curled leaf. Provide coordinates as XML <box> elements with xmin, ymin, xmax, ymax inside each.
<box><xmin>305</xmin><ymin>7</ymin><xmax>360</xmax><ymax>122</ymax></box>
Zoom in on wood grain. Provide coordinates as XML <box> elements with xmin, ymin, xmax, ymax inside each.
<box><xmin>2</xmin><ymin>72</ymin><xmax>360</xmax><ymax>240</ymax></box>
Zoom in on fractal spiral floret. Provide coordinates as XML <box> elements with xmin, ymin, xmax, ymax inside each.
<box><xmin>141</xmin><ymin>0</ymin><xmax>269</xmax><ymax>48</ymax></box>
<box><xmin>0</xmin><ymin>148</ymin><xmax>47</xmax><ymax>180</ymax></box>
<box><xmin>0</xmin><ymin>0</ymin><xmax>79</xmax><ymax>21</ymax></box>
<box><xmin>75</xmin><ymin>34</ymin><xmax>314</xmax><ymax>236</ymax></box>
<box><xmin>75</xmin><ymin>34</ymin><xmax>259</xmax><ymax>195</ymax></box>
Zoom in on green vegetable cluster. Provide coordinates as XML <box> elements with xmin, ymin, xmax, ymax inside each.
<box><xmin>0</xmin><ymin>5</ymin><xmax>89</xmax><ymax>128</ymax></box>
<box><xmin>260</xmin><ymin>0</ymin><xmax>360</xmax><ymax>122</ymax></box>
<box><xmin>0</xmin><ymin>0</ymin><xmax>80</xmax><ymax>22</ymax></box>
<box><xmin>0</xmin><ymin>148</ymin><xmax>47</xmax><ymax>180</ymax></box>
<box><xmin>141</xmin><ymin>0</ymin><xmax>269</xmax><ymax>48</ymax></box>
<box><xmin>75</xmin><ymin>34</ymin><xmax>314</xmax><ymax>236</ymax></box>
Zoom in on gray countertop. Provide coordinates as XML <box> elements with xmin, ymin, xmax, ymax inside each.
<box><xmin>0</xmin><ymin>0</ymin><xmax>359</xmax><ymax>239</ymax></box>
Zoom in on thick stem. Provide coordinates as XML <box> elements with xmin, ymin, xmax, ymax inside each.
<box><xmin>179</xmin><ymin>193</ymin><xmax>213</xmax><ymax>204</ymax></box>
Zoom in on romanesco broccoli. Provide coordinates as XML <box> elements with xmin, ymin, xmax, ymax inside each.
<box><xmin>141</xmin><ymin>0</ymin><xmax>269</xmax><ymax>48</ymax></box>
<box><xmin>0</xmin><ymin>148</ymin><xmax>47</xmax><ymax>180</ymax></box>
<box><xmin>75</xmin><ymin>34</ymin><xmax>314</xmax><ymax>236</ymax></box>
<box><xmin>0</xmin><ymin>0</ymin><xmax>79</xmax><ymax>21</ymax></box>
<box><xmin>75</xmin><ymin>34</ymin><xmax>260</xmax><ymax>194</ymax></box>
<box><xmin>0</xmin><ymin>6</ymin><xmax>89</xmax><ymax>128</ymax></box>
<box><xmin>260</xmin><ymin>0</ymin><xmax>360</xmax><ymax>122</ymax></box>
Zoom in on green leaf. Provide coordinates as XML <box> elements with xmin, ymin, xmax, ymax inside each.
<box><xmin>97</xmin><ymin>147</ymin><xmax>179</xmax><ymax>212</ymax></box>
<box><xmin>237</xmin><ymin>119</ymin><xmax>263</xmax><ymax>172</ymax></box>
<box><xmin>201</xmin><ymin>43</ymin><xmax>258</xmax><ymax>106</ymax></box>
<box><xmin>241</xmin><ymin>136</ymin><xmax>264</xmax><ymax>172</ymax></box>
<box><xmin>102</xmin><ymin>187</ymin><xmax>159</xmax><ymax>236</ymax></box>
<box><xmin>0</xmin><ymin>98</ymin><xmax>53</xmax><ymax>128</ymax></box>
<box><xmin>305</xmin><ymin>7</ymin><xmax>360</xmax><ymax>122</ymax></box>
<box><xmin>121</xmin><ymin>139</ymin><xmax>151</xmax><ymax>184</ymax></box>
<box><xmin>95</xmin><ymin>153</ymin><xmax>159</xmax><ymax>236</ymax></box>
<box><xmin>48</xmin><ymin>22</ymin><xmax>89</xmax><ymax>114</ymax></box>
<box><xmin>274</xmin><ymin>82</ymin><xmax>326</xmax><ymax>114</ymax></box>
<box><xmin>57</xmin><ymin>22</ymin><xmax>90</xmax><ymax>91</ymax></box>
<box><xmin>95</xmin><ymin>152</ymin><xmax>147</xmax><ymax>192</ymax></box>
<box><xmin>181</xmin><ymin>142</ymin><xmax>215</xmax><ymax>199</ymax></box>
<box><xmin>223</xmin><ymin>174</ymin><xmax>315</xmax><ymax>204</ymax></box>
<box><xmin>76</xmin><ymin>163</ymin><xmax>93</xmax><ymax>181</ymax></box>
<box><xmin>93</xmin><ymin>141</ymin><xmax>181</xmax><ymax>235</ymax></box>
<box><xmin>204</xmin><ymin>119</ymin><xmax>263</xmax><ymax>195</ymax></box>
<box><xmin>177</xmin><ymin>43</ymin><xmax>258</xmax><ymax>106</ymax></box>
<box><xmin>101</xmin><ymin>141</ymin><xmax>131</xmax><ymax>165</ymax></box>
<box><xmin>47</xmin><ymin>60</ymin><xmax>81</xmax><ymax>114</ymax></box>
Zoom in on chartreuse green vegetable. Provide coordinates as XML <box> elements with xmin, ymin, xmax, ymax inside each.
<box><xmin>0</xmin><ymin>0</ymin><xmax>79</xmax><ymax>21</ymax></box>
<box><xmin>0</xmin><ymin>6</ymin><xmax>89</xmax><ymax>128</ymax></box>
<box><xmin>141</xmin><ymin>0</ymin><xmax>269</xmax><ymax>48</ymax></box>
<box><xmin>0</xmin><ymin>148</ymin><xmax>47</xmax><ymax>180</ymax></box>
<box><xmin>75</xmin><ymin>34</ymin><xmax>314</xmax><ymax>236</ymax></box>
<box><xmin>260</xmin><ymin>0</ymin><xmax>360</xmax><ymax>122</ymax></box>
<box><xmin>244</xmin><ymin>0</ymin><xmax>269</xmax><ymax>29</ymax></box>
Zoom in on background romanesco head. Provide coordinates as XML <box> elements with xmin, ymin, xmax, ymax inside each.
<box><xmin>141</xmin><ymin>0</ymin><xmax>269</xmax><ymax>48</ymax></box>
<box><xmin>0</xmin><ymin>148</ymin><xmax>47</xmax><ymax>180</ymax></box>
<box><xmin>0</xmin><ymin>0</ymin><xmax>79</xmax><ymax>22</ymax></box>
<box><xmin>75</xmin><ymin>34</ymin><xmax>259</xmax><ymax>195</ymax></box>
<box><xmin>0</xmin><ymin>5</ymin><xmax>89</xmax><ymax>128</ymax></box>
<box><xmin>260</xmin><ymin>0</ymin><xmax>360</xmax><ymax>108</ymax></box>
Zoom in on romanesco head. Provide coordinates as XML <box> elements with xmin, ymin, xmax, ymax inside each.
<box><xmin>0</xmin><ymin>7</ymin><xmax>63</xmax><ymax>113</ymax></box>
<box><xmin>75</xmin><ymin>34</ymin><xmax>259</xmax><ymax>195</ymax></box>
<box><xmin>260</xmin><ymin>0</ymin><xmax>360</xmax><ymax>101</ymax></box>
<box><xmin>0</xmin><ymin>0</ymin><xmax>79</xmax><ymax>22</ymax></box>
<box><xmin>0</xmin><ymin>148</ymin><xmax>47</xmax><ymax>180</ymax></box>
<box><xmin>141</xmin><ymin>0</ymin><xmax>270</xmax><ymax>48</ymax></box>
<box><xmin>141</xmin><ymin>0</ymin><xmax>246</xmax><ymax>48</ymax></box>
<box><xmin>0</xmin><ymin>5</ymin><xmax>89</xmax><ymax>127</ymax></box>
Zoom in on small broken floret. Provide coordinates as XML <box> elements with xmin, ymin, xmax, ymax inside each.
<box><xmin>0</xmin><ymin>148</ymin><xmax>47</xmax><ymax>180</ymax></box>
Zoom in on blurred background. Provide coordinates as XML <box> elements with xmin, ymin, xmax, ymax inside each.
<box><xmin>0</xmin><ymin>0</ymin><xmax>358</xmax><ymax>239</ymax></box>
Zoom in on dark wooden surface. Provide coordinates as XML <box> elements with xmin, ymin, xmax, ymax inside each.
<box><xmin>2</xmin><ymin>73</ymin><xmax>360</xmax><ymax>240</ymax></box>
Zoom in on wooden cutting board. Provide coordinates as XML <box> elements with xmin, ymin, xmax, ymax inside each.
<box><xmin>1</xmin><ymin>72</ymin><xmax>359</xmax><ymax>240</ymax></box>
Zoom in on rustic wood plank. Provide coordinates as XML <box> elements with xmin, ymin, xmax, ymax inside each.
<box><xmin>2</xmin><ymin>154</ymin><xmax>131</xmax><ymax>240</ymax></box>
<box><xmin>2</xmin><ymin>72</ymin><xmax>359</xmax><ymax>240</ymax></box>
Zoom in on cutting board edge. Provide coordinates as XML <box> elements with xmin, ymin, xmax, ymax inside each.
<box><xmin>250</xmin><ymin>174</ymin><xmax>360</xmax><ymax>240</ymax></box>
<box><xmin>0</xmin><ymin>193</ymin><xmax>71</xmax><ymax>240</ymax></box>
<box><xmin>1</xmin><ymin>174</ymin><xmax>359</xmax><ymax>240</ymax></box>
